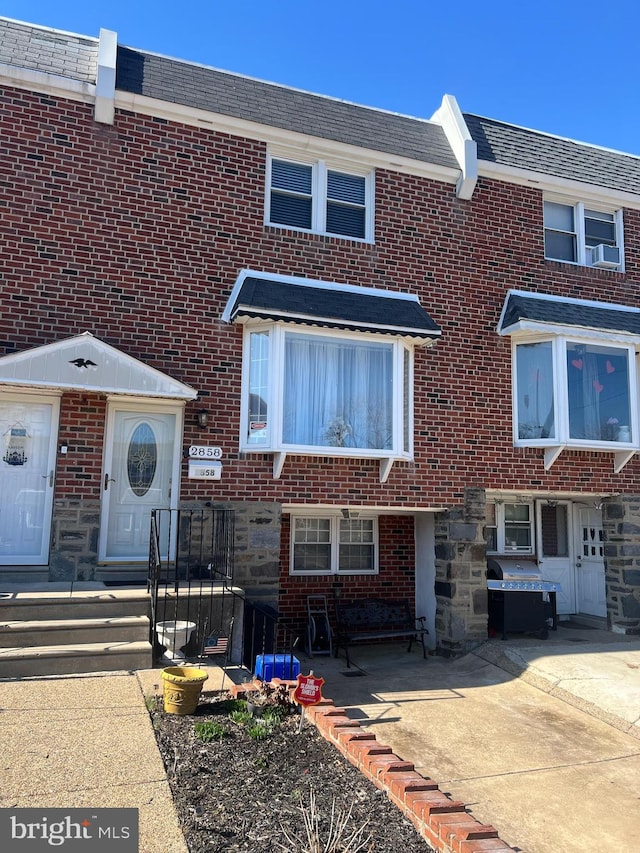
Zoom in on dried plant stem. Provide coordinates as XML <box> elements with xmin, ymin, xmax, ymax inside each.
<box><xmin>276</xmin><ymin>788</ymin><xmax>374</xmax><ymax>853</ymax></box>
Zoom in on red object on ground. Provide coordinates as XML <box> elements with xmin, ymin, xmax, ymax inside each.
<box><xmin>293</xmin><ymin>672</ymin><xmax>325</xmax><ymax>707</ymax></box>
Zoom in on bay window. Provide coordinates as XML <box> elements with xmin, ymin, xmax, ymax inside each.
<box><xmin>242</xmin><ymin>324</ymin><xmax>413</xmax><ymax>472</ymax></box>
<box><xmin>514</xmin><ymin>336</ymin><xmax>636</xmax><ymax>447</ymax></box>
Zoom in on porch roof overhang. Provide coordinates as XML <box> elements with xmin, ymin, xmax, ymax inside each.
<box><xmin>0</xmin><ymin>333</ymin><xmax>197</xmax><ymax>399</ymax></box>
<box><xmin>222</xmin><ymin>270</ymin><xmax>441</xmax><ymax>344</ymax></box>
<box><xmin>499</xmin><ymin>290</ymin><xmax>640</xmax><ymax>342</ymax></box>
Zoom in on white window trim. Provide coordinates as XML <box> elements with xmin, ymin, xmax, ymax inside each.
<box><xmin>240</xmin><ymin>322</ymin><xmax>414</xmax><ymax>481</ymax></box>
<box><xmin>543</xmin><ymin>195</ymin><xmax>625</xmax><ymax>271</ymax></box>
<box><xmin>289</xmin><ymin>511</ymin><xmax>379</xmax><ymax>575</ymax></box>
<box><xmin>486</xmin><ymin>502</ymin><xmax>534</xmax><ymax>556</ymax></box>
<box><xmin>265</xmin><ymin>149</ymin><xmax>374</xmax><ymax>243</ymax></box>
<box><xmin>511</xmin><ymin>331</ymin><xmax>639</xmax><ymax>471</ymax></box>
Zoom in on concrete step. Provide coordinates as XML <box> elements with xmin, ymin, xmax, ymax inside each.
<box><xmin>0</xmin><ymin>570</ymin><xmax>49</xmax><ymax>584</ymax></box>
<box><xmin>0</xmin><ymin>615</ymin><xmax>150</xmax><ymax>648</ymax></box>
<box><xmin>0</xmin><ymin>589</ymin><xmax>151</xmax><ymax>621</ymax></box>
<box><xmin>0</xmin><ymin>640</ymin><xmax>153</xmax><ymax>678</ymax></box>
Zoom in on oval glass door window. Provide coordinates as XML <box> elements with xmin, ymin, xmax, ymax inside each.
<box><xmin>127</xmin><ymin>422</ymin><xmax>157</xmax><ymax>496</ymax></box>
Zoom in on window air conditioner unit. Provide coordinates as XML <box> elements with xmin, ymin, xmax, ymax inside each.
<box><xmin>591</xmin><ymin>244</ymin><xmax>620</xmax><ymax>269</ymax></box>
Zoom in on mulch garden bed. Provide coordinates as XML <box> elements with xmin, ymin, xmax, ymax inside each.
<box><xmin>150</xmin><ymin>686</ymin><xmax>435</xmax><ymax>852</ymax></box>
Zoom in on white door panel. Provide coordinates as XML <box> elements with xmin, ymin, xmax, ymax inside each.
<box><xmin>0</xmin><ymin>395</ymin><xmax>59</xmax><ymax>565</ymax></box>
<box><xmin>576</xmin><ymin>508</ymin><xmax>606</xmax><ymax>617</ymax></box>
<box><xmin>536</xmin><ymin>501</ymin><xmax>575</xmax><ymax>614</ymax></box>
<box><xmin>100</xmin><ymin>406</ymin><xmax>180</xmax><ymax>562</ymax></box>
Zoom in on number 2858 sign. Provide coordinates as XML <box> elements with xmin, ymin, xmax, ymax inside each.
<box><xmin>188</xmin><ymin>445</ymin><xmax>222</xmax><ymax>459</ymax></box>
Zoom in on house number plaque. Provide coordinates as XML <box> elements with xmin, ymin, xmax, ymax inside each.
<box><xmin>188</xmin><ymin>445</ymin><xmax>222</xmax><ymax>459</ymax></box>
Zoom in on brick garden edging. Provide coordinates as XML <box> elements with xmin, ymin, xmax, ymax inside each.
<box><xmin>231</xmin><ymin>680</ymin><xmax>514</xmax><ymax>853</ymax></box>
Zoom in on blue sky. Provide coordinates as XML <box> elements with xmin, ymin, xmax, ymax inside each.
<box><xmin>3</xmin><ymin>0</ymin><xmax>639</xmax><ymax>156</ymax></box>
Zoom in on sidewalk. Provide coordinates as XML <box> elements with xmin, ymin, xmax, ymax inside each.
<box><xmin>1</xmin><ymin>625</ymin><xmax>639</xmax><ymax>853</ymax></box>
<box><xmin>0</xmin><ymin>664</ymin><xmax>226</xmax><ymax>853</ymax></box>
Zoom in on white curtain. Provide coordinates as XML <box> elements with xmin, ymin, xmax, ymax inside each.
<box><xmin>283</xmin><ymin>333</ymin><xmax>393</xmax><ymax>449</ymax></box>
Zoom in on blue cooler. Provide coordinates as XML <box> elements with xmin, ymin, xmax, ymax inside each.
<box><xmin>254</xmin><ymin>653</ymin><xmax>301</xmax><ymax>681</ymax></box>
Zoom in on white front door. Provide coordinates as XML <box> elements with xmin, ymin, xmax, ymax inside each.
<box><xmin>100</xmin><ymin>404</ymin><xmax>181</xmax><ymax>562</ymax></box>
<box><xmin>575</xmin><ymin>507</ymin><xmax>606</xmax><ymax>617</ymax></box>
<box><xmin>0</xmin><ymin>395</ymin><xmax>60</xmax><ymax>565</ymax></box>
<box><xmin>535</xmin><ymin>500</ymin><xmax>575</xmax><ymax>614</ymax></box>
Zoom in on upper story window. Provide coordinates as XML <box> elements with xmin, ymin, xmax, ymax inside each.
<box><xmin>499</xmin><ymin>290</ymin><xmax>640</xmax><ymax>472</ymax></box>
<box><xmin>290</xmin><ymin>513</ymin><xmax>378</xmax><ymax>575</ymax></box>
<box><xmin>244</xmin><ymin>325</ymin><xmax>412</xmax><ymax>457</ymax></box>
<box><xmin>514</xmin><ymin>336</ymin><xmax>635</xmax><ymax>447</ymax></box>
<box><xmin>266</xmin><ymin>153</ymin><xmax>373</xmax><ymax>241</ymax></box>
<box><xmin>223</xmin><ymin>270</ymin><xmax>440</xmax><ymax>481</ymax></box>
<box><xmin>543</xmin><ymin>199</ymin><xmax>623</xmax><ymax>270</ymax></box>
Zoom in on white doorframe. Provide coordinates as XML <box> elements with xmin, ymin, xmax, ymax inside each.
<box><xmin>99</xmin><ymin>397</ymin><xmax>184</xmax><ymax>563</ymax></box>
<box><xmin>0</xmin><ymin>391</ymin><xmax>61</xmax><ymax>566</ymax></box>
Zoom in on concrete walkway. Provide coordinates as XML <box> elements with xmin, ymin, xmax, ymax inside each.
<box><xmin>313</xmin><ymin>624</ymin><xmax>640</xmax><ymax>853</ymax></box>
<box><xmin>1</xmin><ymin>624</ymin><xmax>639</xmax><ymax>853</ymax></box>
<box><xmin>0</xmin><ymin>664</ymin><xmax>227</xmax><ymax>853</ymax></box>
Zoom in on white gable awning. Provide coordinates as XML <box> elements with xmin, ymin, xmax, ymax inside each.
<box><xmin>0</xmin><ymin>333</ymin><xmax>197</xmax><ymax>400</ymax></box>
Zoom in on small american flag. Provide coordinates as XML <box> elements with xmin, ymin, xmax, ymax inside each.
<box><xmin>203</xmin><ymin>636</ymin><xmax>229</xmax><ymax>656</ymax></box>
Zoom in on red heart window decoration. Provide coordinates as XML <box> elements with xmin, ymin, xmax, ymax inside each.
<box><xmin>593</xmin><ymin>380</ymin><xmax>604</xmax><ymax>394</ymax></box>
<box><xmin>571</xmin><ymin>359</ymin><xmax>583</xmax><ymax>370</ymax></box>
<box><xmin>606</xmin><ymin>360</ymin><xmax>615</xmax><ymax>374</ymax></box>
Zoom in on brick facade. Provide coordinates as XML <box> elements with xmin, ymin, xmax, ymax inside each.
<box><xmin>2</xmin><ymin>67</ymin><xmax>640</xmax><ymax>651</ymax></box>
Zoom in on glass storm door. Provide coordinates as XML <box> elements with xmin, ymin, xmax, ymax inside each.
<box><xmin>100</xmin><ymin>407</ymin><xmax>178</xmax><ymax>561</ymax></box>
<box><xmin>575</xmin><ymin>507</ymin><xmax>606</xmax><ymax>617</ymax></box>
<box><xmin>0</xmin><ymin>395</ymin><xmax>59</xmax><ymax>565</ymax></box>
<box><xmin>535</xmin><ymin>501</ymin><xmax>575</xmax><ymax>614</ymax></box>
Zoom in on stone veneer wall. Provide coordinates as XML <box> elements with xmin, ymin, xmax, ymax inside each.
<box><xmin>602</xmin><ymin>495</ymin><xmax>640</xmax><ymax>634</ymax></box>
<box><xmin>49</xmin><ymin>500</ymin><xmax>282</xmax><ymax>595</ymax></box>
<box><xmin>50</xmin><ymin>499</ymin><xmax>101</xmax><ymax>581</ymax></box>
<box><xmin>434</xmin><ymin>488</ymin><xmax>488</xmax><ymax>655</ymax></box>
<box><xmin>212</xmin><ymin>501</ymin><xmax>282</xmax><ymax>609</ymax></box>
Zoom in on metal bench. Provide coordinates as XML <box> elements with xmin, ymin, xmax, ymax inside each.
<box><xmin>334</xmin><ymin>597</ymin><xmax>428</xmax><ymax>667</ymax></box>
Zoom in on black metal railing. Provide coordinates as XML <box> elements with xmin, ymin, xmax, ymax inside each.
<box><xmin>148</xmin><ymin>508</ymin><xmax>237</xmax><ymax>663</ymax></box>
<box><xmin>148</xmin><ymin>507</ymin><xmax>300</xmax><ymax>680</ymax></box>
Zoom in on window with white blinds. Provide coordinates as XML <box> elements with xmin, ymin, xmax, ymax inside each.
<box><xmin>267</xmin><ymin>154</ymin><xmax>372</xmax><ymax>241</ymax></box>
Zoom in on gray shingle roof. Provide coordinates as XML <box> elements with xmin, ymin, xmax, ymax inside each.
<box><xmin>114</xmin><ymin>47</ymin><xmax>457</xmax><ymax>168</ymax></box>
<box><xmin>227</xmin><ymin>277</ymin><xmax>441</xmax><ymax>341</ymax></box>
<box><xmin>465</xmin><ymin>114</ymin><xmax>640</xmax><ymax>196</ymax></box>
<box><xmin>0</xmin><ymin>19</ymin><xmax>97</xmax><ymax>84</ymax></box>
<box><xmin>500</xmin><ymin>291</ymin><xmax>640</xmax><ymax>336</ymax></box>
<box><xmin>2</xmin><ymin>16</ymin><xmax>639</xmax><ymax>197</ymax></box>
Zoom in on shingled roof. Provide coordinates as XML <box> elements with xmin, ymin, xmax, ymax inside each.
<box><xmin>114</xmin><ymin>47</ymin><xmax>457</xmax><ymax>168</ymax></box>
<box><xmin>499</xmin><ymin>291</ymin><xmax>640</xmax><ymax>337</ymax></box>
<box><xmin>465</xmin><ymin>113</ymin><xmax>640</xmax><ymax>196</ymax></box>
<box><xmin>0</xmin><ymin>18</ymin><xmax>97</xmax><ymax>84</ymax></box>
<box><xmin>2</xmin><ymin>16</ymin><xmax>639</xmax><ymax>198</ymax></box>
<box><xmin>225</xmin><ymin>275</ymin><xmax>441</xmax><ymax>342</ymax></box>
